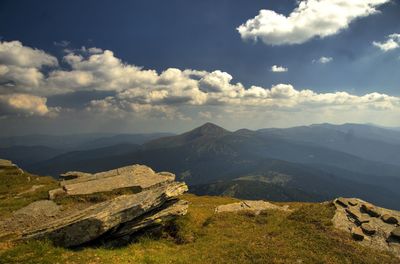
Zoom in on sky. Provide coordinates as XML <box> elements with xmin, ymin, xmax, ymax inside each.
<box><xmin>0</xmin><ymin>0</ymin><xmax>400</xmax><ymax>135</ymax></box>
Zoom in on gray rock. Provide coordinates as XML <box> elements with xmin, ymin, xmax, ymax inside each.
<box><xmin>56</xmin><ymin>165</ymin><xmax>174</xmax><ymax>197</ymax></box>
<box><xmin>22</xmin><ymin>182</ymin><xmax>188</xmax><ymax>247</ymax></box>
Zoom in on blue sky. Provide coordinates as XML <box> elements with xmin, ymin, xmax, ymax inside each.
<box><xmin>0</xmin><ymin>0</ymin><xmax>400</xmax><ymax>135</ymax></box>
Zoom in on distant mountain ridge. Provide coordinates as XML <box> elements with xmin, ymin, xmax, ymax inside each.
<box><xmin>3</xmin><ymin>122</ymin><xmax>400</xmax><ymax>209</ymax></box>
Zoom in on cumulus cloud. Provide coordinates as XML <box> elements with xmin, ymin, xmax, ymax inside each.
<box><xmin>1</xmin><ymin>40</ymin><xmax>400</xmax><ymax>123</ymax></box>
<box><xmin>237</xmin><ymin>0</ymin><xmax>390</xmax><ymax>45</ymax></box>
<box><xmin>271</xmin><ymin>65</ymin><xmax>288</xmax><ymax>72</ymax></box>
<box><xmin>373</xmin><ymin>33</ymin><xmax>400</xmax><ymax>52</ymax></box>
<box><xmin>314</xmin><ymin>56</ymin><xmax>333</xmax><ymax>64</ymax></box>
<box><xmin>0</xmin><ymin>93</ymin><xmax>55</xmax><ymax>117</ymax></box>
<box><xmin>0</xmin><ymin>41</ymin><xmax>58</xmax><ymax>68</ymax></box>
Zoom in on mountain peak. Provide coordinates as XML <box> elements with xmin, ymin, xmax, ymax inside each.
<box><xmin>189</xmin><ymin>123</ymin><xmax>230</xmax><ymax>136</ymax></box>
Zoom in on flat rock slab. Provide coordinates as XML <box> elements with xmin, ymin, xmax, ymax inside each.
<box><xmin>215</xmin><ymin>200</ymin><xmax>291</xmax><ymax>214</ymax></box>
<box><xmin>14</xmin><ymin>200</ymin><xmax>60</xmax><ymax>218</ymax></box>
<box><xmin>51</xmin><ymin>165</ymin><xmax>176</xmax><ymax>198</ymax></box>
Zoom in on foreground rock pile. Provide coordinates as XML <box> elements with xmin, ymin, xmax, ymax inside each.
<box><xmin>332</xmin><ymin>197</ymin><xmax>400</xmax><ymax>257</ymax></box>
<box><xmin>0</xmin><ymin>165</ymin><xmax>188</xmax><ymax>247</ymax></box>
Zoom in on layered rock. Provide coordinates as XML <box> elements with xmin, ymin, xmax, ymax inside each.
<box><xmin>1</xmin><ymin>164</ymin><xmax>188</xmax><ymax>247</ymax></box>
<box><xmin>332</xmin><ymin>197</ymin><xmax>400</xmax><ymax>257</ymax></box>
<box><xmin>50</xmin><ymin>165</ymin><xmax>175</xmax><ymax>199</ymax></box>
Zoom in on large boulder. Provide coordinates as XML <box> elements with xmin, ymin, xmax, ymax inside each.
<box><xmin>22</xmin><ymin>182</ymin><xmax>187</xmax><ymax>247</ymax></box>
<box><xmin>1</xmin><ymin>164</ymin><xmax>188</xmax><ymax>248</ymax></box>
<box><xmin>332</xmin><ymin>197</ymin><xmax>400</xmax><ymax>258</ymax></box>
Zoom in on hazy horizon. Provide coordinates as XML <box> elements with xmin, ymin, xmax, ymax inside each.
<box><xmin>0</xmin><ymin>121</ymin><xmax>399</xmax><ymax>137</ymax></box>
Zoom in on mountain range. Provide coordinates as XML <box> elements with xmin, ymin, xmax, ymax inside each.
<box><xmin>1</xmin><ymin>123</ymin><xmax>400</xmax><ymax>209</ymax></box>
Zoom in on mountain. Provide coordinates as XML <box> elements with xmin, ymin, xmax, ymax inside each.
<box><xmin>0</xmin><ymin>133</ymin><xmax>174</xmax><ymax>150</ymax></box>
<box><xmin>0</xmin><ymin>145</ymin><xmax>66</xmax><ymax>167</ymax></box>
<box><xmin>27</xmin><ymin>123</ymin><xmax>400</xmax><ymax>209</ymax></box>
<box><xmin>258</xmin><ymin>124</ymin><xmax>400</xmax><ymax>165</ymax></box>
<box><xmin>144</xmin><ymin>122</ymin><xmax>229</xmax><ymax>149</ymax></box>
<box><xmin>29</xmin><ymin>144</ymin><xmax>140</xmax><ymax>176</ymax></box>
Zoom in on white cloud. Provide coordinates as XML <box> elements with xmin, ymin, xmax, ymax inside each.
<box><xmin>314</xmin><ymin>56</ymin><xmax>333</xmax><ymax>64</ymax></box>
<box><xmin>0</xmin><ymin>93</ymin><xmax>56</xmax><ymax>117</ymax></box>
<box><xmin>1</xmin><ymin>40</ymin><xmax>400</xmax><ymax>123</ymax></box>
<box><xmin>271</xmin><ymin>65</ymin><xmax>288</xmax><ymax>72</ymax></box>
<box><xmin>237</xmin><ymin>0</ymin><xmax>390</xmax><ymax>45</ymax></box>
<box><xmin>0</xmin><ymin>41</ymin><xmax>58</xmax><ymax>68</ymax></box>
<box><xmin>373</xmin><ymin>33</ymin><xmax>400</xmax><ymax>52</ymax></box>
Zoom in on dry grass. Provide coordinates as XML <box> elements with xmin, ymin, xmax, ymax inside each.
<box><xmin>0</xmin><ymin>170</ymin><xmax>398</xmax><ymax>263</ymax></box>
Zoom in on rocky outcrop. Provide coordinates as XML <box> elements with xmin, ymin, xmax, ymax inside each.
<box><xmin>0</xmin><ymin>159</ymin><xmax>23</xmax><ymax>174</ymax></box>
<box><xmin>215</xmin><ymin>200</ymin><xmax>291</xmax><ymax>215</ymax></box>
<box><xmin>0</xmin><ymin>164</ymin><xmax>188</xmax><ymax>247</ymax></box>
<box><xmin>332</xmin><ymin>197</ymin><xmax>400</xmax><ymax>257</ymax></box>
<box><xmin>51</xmin><ymin>165</ymin><xmax>175</xmax><ymax>198</ymax></box>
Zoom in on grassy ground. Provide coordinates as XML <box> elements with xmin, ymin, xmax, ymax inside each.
<box><xmin>0</xmin><ymin>169</ymin><xmax>398</xmax><ymax>263</ymax></box>
<box><xmin>0</xmin><ymin>167</ymin><xmax>58</xmax><ymax>217</ymax></box>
